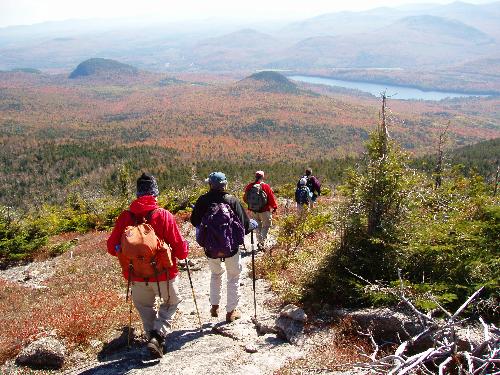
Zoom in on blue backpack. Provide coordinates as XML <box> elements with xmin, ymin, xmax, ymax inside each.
<box><xmin>295</xmin><ymin>186</ymin><xmax>310</xmax><ymax>205</ymax></box>
<box><xmin>196</xmin><ymin>202</ymin><xmax>245</xmax><ymax>259</ymax></box>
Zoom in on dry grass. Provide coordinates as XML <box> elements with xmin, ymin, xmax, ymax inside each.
<box><xmin>276</xmin><ymin>318</ymin><xmax>372</xmax><ymax>374</ymax></box>
<box><xmin>0</xmin><ymin>232</ymin><xmax>133</xmax><ymax>366</ymax></box>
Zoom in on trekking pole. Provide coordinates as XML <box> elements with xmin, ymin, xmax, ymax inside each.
<box><xmin>251</xmin><ymin>230</ymin><xmax>257</xmax><ymax>319</ymax></box>
<box><xmin>185</xmin><ymin>258</ymin><xmax>202</xmax><ymax>329</ymax></box>
<box><xmin>127</xmin><ymin>290</ymin><xmax>133</xmax><ymax>348</ymax></box>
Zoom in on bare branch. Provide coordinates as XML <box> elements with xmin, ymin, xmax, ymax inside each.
<box><xmin>451</xmin><ymin>287</ymin><xmax>484</xmax><ymax>320</ymax></box>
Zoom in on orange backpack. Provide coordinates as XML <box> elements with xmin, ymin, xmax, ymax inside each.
<box><xmin>118</xmin><ymin>209</ymin><xmax>173</xmax><ymax>299</ymax></box>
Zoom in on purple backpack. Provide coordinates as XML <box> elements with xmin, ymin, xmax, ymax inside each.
<box><xmin>196</xmin><ymin>202</ymin><xmax>245</xmax><ymax>259</ymax></box>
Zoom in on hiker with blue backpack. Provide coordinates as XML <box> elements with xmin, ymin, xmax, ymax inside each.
<box><xmin>243</xmin><ymin>170</ymin><xmax>278</xmax><ymax>251</ymax></box>
<box><xmin>295</xmin><ymin>177</ymin><xmax>312</xmax><ymax>213</ymax></box>
<box><xmin>301</xmin><ymin>168</ymin><xmax>321</xmax><ymax>208</ymax></box>
<box><xmin>190</xmin><ymin>172</ymin><xmax>256</xmax><ymax>323</ymax></box>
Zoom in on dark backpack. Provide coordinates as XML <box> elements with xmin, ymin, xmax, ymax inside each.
<box><xmin>295</xmin><ymin>186</ymin><xmax>310</xmax><ymax>205</ymax></box>
<box><xmin>245</xmin><ymin>183</ymin><xmax>268</xmax><ymax>212</ymax></box>
<box><xmin>196</xmin><ymin>202</ymin><xmax>245</xmax><ymax>259</ymax></box>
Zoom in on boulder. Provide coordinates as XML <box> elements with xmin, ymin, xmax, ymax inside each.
<box><xmin>279</xmin><ymin>304</ymin><xmax>308</xmax><ymax>322</ymax></box>
<box><xmin>274</xmin><ymin>316</ymin><xmax>305</xmax><ymax>345</ymax></box>
<box><xmin>16</xmin><ymin>337</ymin><xmax>66</xmax><ymax>369</ymax></box>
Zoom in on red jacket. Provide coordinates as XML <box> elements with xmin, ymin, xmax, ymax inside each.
<box><xmin>107</xmin><ymin>195</ymin><xmax>189</xmax><ymax>282</ymax></box>
<box><xmin>243</xmin><ymin>181</ymin><xmax>278</xmax><ymax>213</ymax></box>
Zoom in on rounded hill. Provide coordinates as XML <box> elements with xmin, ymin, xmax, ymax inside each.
<box><xmin>241</xmin><ymin>71</ymin><xmax>298</xmax><ymax>94</ymax></box>
<box><xmin>69</xmin><ymin>58</ymin><xmax>138</xmax><ymax>79</ymax></box>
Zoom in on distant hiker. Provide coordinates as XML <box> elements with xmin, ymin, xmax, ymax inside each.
<box><xmin>107</xmin><ymin>173</ymin><xmax>189</xmax><ymax>359</ymax></box>
<box><xmin>243</xmin><ymin>170</ymin><xmax>278</xmax><ymax>251</ymax></box>
<box><xmin>295</xmin><ymin>177</ymin><xmax>312</xmax><ymax>213</ymax></box>
<box><xmin>190</xmin><ymin>172</ymin><xmax>255</xmax><ymax>323</ymax></box>
<box><xmin>300</xmin><ymin>168</ymin><xmax>321</xmax><ymax>208</ymax></box>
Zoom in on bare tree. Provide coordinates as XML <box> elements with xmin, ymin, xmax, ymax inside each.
<box><xmin>434</xmin><ymin>121</ymin><xmax>451</xmax><ymax>189</ymax></box>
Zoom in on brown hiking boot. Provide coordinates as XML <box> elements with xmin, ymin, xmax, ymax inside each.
<box><xmin>147</xmin><ymin>331</ymin><xmax>164</xmax><ymax>359</ymax></box>
<box><xmin>226</xmin><ymin>309</ymin><xmax>241</xmax><ymax>323</ymax></box>
<box><xmin>210</xmin><ymin>304</ymin><xmax>219</xmax><ymax>317</ymax></box>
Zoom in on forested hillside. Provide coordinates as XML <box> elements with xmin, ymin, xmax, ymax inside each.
<box><xmin>1</xmin><ymin>69</ymin><xmax>499</xmax><ymax>209</ymax></box>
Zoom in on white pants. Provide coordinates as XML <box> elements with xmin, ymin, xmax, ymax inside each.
<box><xmin>249</xmin><ymin>210</ymin><xmax>272</xmax><ymax>246</ymax></box>
<box><xmin>207</xmin><ymin>251</ymin><xmax>242</xmax><ymax>312</ymax></box>
<box><xmin>131</xmin><ymin>277</ymin><xmax>181</xmax><ymax>338</ymax></box>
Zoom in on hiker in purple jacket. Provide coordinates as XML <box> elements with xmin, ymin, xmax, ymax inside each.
<box><xmin>302</xmin><ymin>168</ymin><xmax>321</xmax><ymax>208</ymax></box>
<box><xmin>190</xmin><ymin>172</ymin><xmax>255</xmax><ymax>323</ymax></box>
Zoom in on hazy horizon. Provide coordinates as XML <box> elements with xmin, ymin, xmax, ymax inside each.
<box><xmin>1</xmin><ymin>0</ymin><xmax>497</xmax><ymax>28</ymax></box>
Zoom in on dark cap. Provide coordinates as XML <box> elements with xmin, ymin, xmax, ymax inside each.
<box><xmin>136</xmin><ymin>173</ymin><xmax>159</xmax><ymax>197</ymax></box>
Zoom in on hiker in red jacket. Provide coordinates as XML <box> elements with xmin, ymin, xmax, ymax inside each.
<box><xmin>107</xmin><ymin>173</ymin><xmax>189</xmax><ymax>359</ymax></box>
<box><xmin>243</xmin><ymin>170</ymin><xmax>278</xmax><ymax>251</ymax></box>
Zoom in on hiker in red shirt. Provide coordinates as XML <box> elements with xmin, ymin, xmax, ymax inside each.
<box><xmin>107</xmin><ymin>173</ymin><xmax>189</xmax><ymax>359</ymax></box>
<box><xmin>243</xmin><ymin>170</ymin><xmax>278</xmax><ymax>251</ymax></box>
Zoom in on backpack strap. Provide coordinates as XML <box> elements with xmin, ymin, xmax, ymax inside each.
<box><xmin>128</xmin><ymin>208</ymin><xmax>159</xmax><ymax>224</ymax></box>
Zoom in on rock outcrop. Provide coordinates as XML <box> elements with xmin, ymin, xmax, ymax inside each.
<box><xmin>16</xmin><ymin>336</ymin><xmax>66</xmax><ymax>369</ymax></box>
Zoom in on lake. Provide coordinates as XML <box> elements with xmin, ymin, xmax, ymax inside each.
<box><xmin>289</xmin><ymin>75</ymin><xmax>487</xmax><ymax>101</ymax></box>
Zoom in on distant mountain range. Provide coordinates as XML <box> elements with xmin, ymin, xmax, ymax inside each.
<box><xmin>0</xmin><ymin>1</ymin><xmax>498</xmax><ymax>77</ymax></box>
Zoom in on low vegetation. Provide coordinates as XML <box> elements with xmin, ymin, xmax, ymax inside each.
<box><xmin>0</xmin><ymin>232</ymin><xmax>134</xmax><ymax>366</ymax></box>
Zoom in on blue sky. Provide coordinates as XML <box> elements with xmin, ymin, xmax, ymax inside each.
<box><xmin>0</xmin><ymin>0</ymin><xmax>495</xmax><ymax>27</ymax></box>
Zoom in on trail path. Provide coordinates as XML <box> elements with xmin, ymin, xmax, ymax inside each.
<box><xmin>67</xmin><ymin>229</ymin><xmax>306</xmax><ymax>375</ymax></box>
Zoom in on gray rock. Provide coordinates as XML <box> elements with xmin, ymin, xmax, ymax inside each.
<box><xmin>275</xmin><ymin>316</ymin><xmax>305</xmax><ymax>346</ymax></box>
<box><xmin>244</xmin><ymin>343</ymin><xmax>258</xmax><ymax>353</ymax></box>
<box><xmin>279</xmin><ymin>304</ymin><xmax>308</xmax><ymax>322</ymax></box>
<box><xmin>16</xmin><ymin>336</ymin><xmax>66</xmax><ymax>369</ymax></box>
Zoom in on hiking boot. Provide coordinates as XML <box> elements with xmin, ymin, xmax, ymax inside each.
<box><xmin>210</xmin><ymin>304</ymin><xmax>219</xmax><ymax>317</ymax></box>
<box><xmin>147</xmin><ymin>332</ymin><xmax>164</xmax><ymax>359</ymax></box>
<box><xmin>226</xmin><ymin>309</ymin><xmax>241</xmax><ymax>323</ymax></box>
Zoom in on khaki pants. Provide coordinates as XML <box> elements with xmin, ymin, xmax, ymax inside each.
<box><xmin>207</xmin><ymin>251</ymin><xmax>242</xmax><ymax>312</ymax></box>
<box><xmin>131</xmin><ymin>277</ymin><xmax>181</xmax><ymax>338</ymax></box>
<box><xmin>249</xmin><ymin>210</ymin><xmax>272</xmax><ymax>246</ymax></box>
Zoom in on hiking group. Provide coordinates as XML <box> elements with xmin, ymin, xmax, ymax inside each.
<box><xmin>107</xmin><ymin>168</ymin><xmax>319</xmax><ymax>358</ymax></box>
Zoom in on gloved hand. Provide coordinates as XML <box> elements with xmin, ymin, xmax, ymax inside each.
<box><xmin>249</xmin><ymin>219</ymin><xmax>258</xmax><ymax>231</ymax></box>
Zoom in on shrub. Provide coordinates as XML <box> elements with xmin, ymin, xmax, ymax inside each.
<box><xmin>0</xmin><ymin>206</ymin><xmax>48</xmax><ymax>264</ymax></box>
<box><xmin>256</xmin><ymin>205</ymin><xmax>336</xmax><ymax>305</ymax></box>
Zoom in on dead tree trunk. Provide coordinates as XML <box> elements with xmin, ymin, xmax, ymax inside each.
<box><xmin>434</xmin><ymin>121</ymin><xmax>450</xmax><ymax>189</ymax></box>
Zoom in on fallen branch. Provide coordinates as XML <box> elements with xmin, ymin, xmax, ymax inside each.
<box><xmin>347</xmin><ymin>270</ymin><xmax>499</xmax><ymax>374</ymax></box>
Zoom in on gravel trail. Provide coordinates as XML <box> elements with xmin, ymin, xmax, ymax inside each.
<box><xmin>67</xmin><ymin>232</ymin><xmax>305</xmax><ymax>375</ymax></box>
